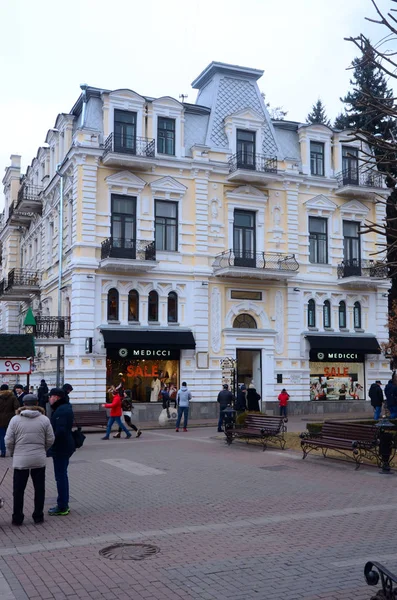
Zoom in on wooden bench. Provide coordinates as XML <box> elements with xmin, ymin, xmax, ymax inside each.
<box><xmin>300</xmin><ymin>421</ymin><xmax>379</xmax><ymax>469</ymax></box>
<box><xmin>225</xmin><ymin>414</ymin><xmax>287</xmax><ymax>451</ymax></box>
<box><xmin>73</xmin><ymin>409</ymin><xmax>108</xmax><ymax>431</ymax></box>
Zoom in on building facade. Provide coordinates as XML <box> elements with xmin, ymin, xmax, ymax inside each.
<box><xmin>0</xmin><ymin>61</ymin><xmax>390</xmax><ymax>407</ymax></box>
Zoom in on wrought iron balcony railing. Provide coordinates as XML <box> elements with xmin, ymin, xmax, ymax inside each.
<box><xmin>101</xmin><ymin>238</ymin><xmax>156</xmax><ymax>261</ymax></box>
<box><xmin>336</xmin><ymin>168</ymin><xmax>384</xmax><ymax>189</ymax></box>
<box><xmin>337</xmin><ymin>259</ymin><xmax>388</xmax><ymax>279</ymax></box>
<box><xmin>103</xmin><ymin>133</ymin><xmax>155</xmax><ymax>158</ymax></box>
<box><xmin>5</xmin><ymin>268</ymin><xmax>40</xmax><ymax>290</ymax></box>
<box><xmin>228</xmin><ymin>152</ymin><xmax>277</xmax><ymax>175</ymax></box>
<box><xmin>213</xmin><ymin>250</ymin><xmax>299</xmax><ymax>271</ymax></box>
<box><xmin>35</xmin><ymin>316</ymin><xmax>71</xmax><ymax>339</ymax></box>
<box><xmin>17</xmin><ymin>184</ymin><xmax>42</xmax><ymax>205</ymax></box>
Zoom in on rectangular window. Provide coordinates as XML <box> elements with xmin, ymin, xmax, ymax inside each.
<box><xmin>342</xmin><ymin>146</ymin><xmax>359</xmax><ymax>184</ymax></box>
<box><xmin>155</xmin><ymin>200</ymin><xmax>178</xmax><ymax>251</ymax></box>
<box><xmin>114</xmin><ymin>109</ymin><xmax>136</xmax><ymax>153</ymax></box>
<box><xmin>233</xmin><ymin>210</ymin><xmax>256</xmax><ymax>267</ymax></box>
<box><xmin>310</xmin><ymin>142</ymin><xmax>324</xmax><ymax>176</ymax></box>
<box><xmin>343</xmin><ymin>220</ymin><xmax>361</xmax><ymax>275</ymax></box>
<box><xmin>231</xmin><ymin>290</ymin><xmax>262</xmax><ymax>300</ymax></box>
<box><xmin>111</xmin><ymin>195</ymin><xmax>136</xmax><ymax>257</ymax></box>
<box><xmin>309</xmin><ymin>217</ymin><xmax>327</xmax><ymax>264</ymax></box>
<box><xmin>157</xmin><ymin>117</ymin><xmax>175</xmax><ymax>155</ymax></box>
<box><xmin>236</xmin><ymin>130</ymin><xmax>256</xmax><ymax>169</ymax></box>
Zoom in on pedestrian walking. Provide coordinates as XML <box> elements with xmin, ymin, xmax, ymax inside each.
<box><xmin>175</xmin><ymin>382</ymin><xmax>192</xmax><ymax>432</ymax></box>
<box><xmin>5</xmin><ymin>394</ymin><xmax>54</xmax><ymax>525</ymax></box>
<box><xmin>47</xmin><ymin>387</ymin><xmax>75</xmax><ymax>516</ymax></box>
<box><xmin>113</xmin><ymin>389</ymin><xmax>142</xmax><ymax>439</ymax></box>
<box><xmin>37</xmin><ymin>379</ymin><xmax>49</xmax><ymax>410</ymax></box>
<box><xmin>235</xmin><ymin>384</ymin><xmax>247</xmax><ymax>414</ymax></box>
<box><xmin>161</xmin><ymin>385</ymin><xmax>171</xmax><ymax>418</ymax></box>
<box><xmin>102</xmin><ymin>388</ymin><xmax>132</xmax><ymax>440</ymax></box>
<box><xmin>217</xmin><ymin>383</ymin><xmax>234</xmax><ymax>432</ymax></box>
<box><xmin>385</xmin><ymin>376</ymin><xmax>397</xmax><ymax>419</ymax></box>
<box><xmin>368</xmin><ymin>380</ymin><xmax>384</xmax><ymax>420</ymax></box>
<box><xmin>247</xmin><ymin>384</ymin><xmax>261</xmax><ymax>412</ymax></box>
<box><xmin>0</xmin><ymin>384</ymin><xmax>20</xmax><ymax>458</ymax></box>
<box><xmin>13</xmin><ymin>384</ymin><xmax>26</xmax><ymax>407</ymax></box>
<box><xmin>278</xmin><ymin>388</ymin><xmax>290</xmax><ymax>417</ymax></box>
<box><xmin>62</xmin><ymin>383</ymin><xmax>73</xmax><ymax>403</ymax></box>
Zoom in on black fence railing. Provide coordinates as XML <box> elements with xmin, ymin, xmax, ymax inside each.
<box><xmin>5</xmin><ymin>269</ymin><xmax>40</xmax><ymax>290</ymax></box>
<box><xmin>213</xmin><ymin>250</ymin><xmax>299</xmax><ymax>272</ymax></box>
<box><xmin>35</xmin><ymin>316</ymin><xmax>71</xmax><ymax>339</ymax></box>
<box><xmin>337</xmin><ymin>259</ymin><xmax>388</xmax><ymax>279</ymax></box>
<box><xmin>336</xmin><ymin>168</ymin><xmax>384</xmax><ymax>189</ymax></box>
<box><xmin>101</xmin><ymin>238</ymin><xmax>156</xmax><ymax>261</ymax></box>
<box><xmin>228</xmin><ymin>152</ymin><xmax>278</xmax><ymax>175</ymax></box>
<box><xmin>17</xmin><ymin>184</ymin><xmax>42</xmax><ymax>205</ymax></box>
<box><xmin>365</xmin><ymin>561</ymin><xmax>397</xmax><ymax>598</ymax></box>
<box><xmin>103</xmin><ymin>133</ymin><xmax>155</xmax><ymax>158</ymax></box>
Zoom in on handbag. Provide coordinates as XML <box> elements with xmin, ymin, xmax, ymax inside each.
<box><xmin>72</xmin><ymin>415</ymin><xmax>86</xmax><ymax>449</ymax></box>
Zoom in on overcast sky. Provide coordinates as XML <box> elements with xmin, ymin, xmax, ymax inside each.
<box><xmin>0</xmin><ymin>0</ymin><xmax>394</xmax><ymax>204</ymax></box>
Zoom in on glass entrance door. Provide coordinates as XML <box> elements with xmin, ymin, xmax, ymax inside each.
<box><xmin>236</xmin><ymin>349</ymin><xmax>262</xmax><ymax>409</ymax></box>
<box><xmin>114</xmin><ymin>110</ymin><xmax>137</xmax><ymax>154</ymax></box>
<box><xmin>233</xmin><ymin>210</ymin><xmax>256</xmax><ymax>267</ymax></box>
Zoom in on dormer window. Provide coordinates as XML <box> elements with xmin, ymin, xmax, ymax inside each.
<box><xmin>236</xmin><ymin>130</ymin><xmax>256</xmax><ymax>169</ymax></box>
<box><xmin>310</xmin><ymin>141</ymin><xmax>324</xmax><ymax>176</ymax></box>
<box><xmin>114</xmin><ymin>109</ymin><xmax>136</xmax><ymax>153</ymax></box>
<box><xmin>157</xmin><ymin>117</ymin><xmax>175</xmax><ymax>155</ymax></box>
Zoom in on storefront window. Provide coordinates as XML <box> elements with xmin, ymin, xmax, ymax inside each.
<box><xmin>107</xmin><ymin>288</ymin><xmax>119</xmax><ymax>321</ymax></box>
<box><xmin>309</xmin><ymin>350</ymin><xmax>365</xmax><ymax>401</ymax></box>
<box><xmin>308</xmin><ymin>299</ymin><xmax>316</xmax><ymax>328</ymax></box>
<box><xmin>354</xmin><ymin>301</ymin><xmax>362</xmax><ymax>329</ymax></box>
<box><xmin>323</xmin><ymin>300</ymin><xmax>331</xmax><ymax>329</ymax></box>
<box><xmin>106</xmin><ymin>348</ymin><xmax>180</xmax><ymax>403</ymax></box>
<box><xmin>339</xmin><ymin>301</ymin><xmax>346</xmax><ymax>329</ymax></box>
<box><xmin>148</xmin><ymin>291</ymin><xmax>159</xmax><ymax>322</ymax></box>
<box><xmin>167</xmin><ymin>292</ymin><xmax>178</xmax><ymax>323</ymax></box>
<box><xmin>128</xmin><ymin>290</ymin><xmax>139</xmax><ymax>322</ymax></box>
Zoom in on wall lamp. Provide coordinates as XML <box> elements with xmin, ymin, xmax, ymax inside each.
<box><xmin>293</xmin><ymin>287</ymin><xmax>300</xmax><ymax>292</ymax></box>
<box><xmin>382</xmin><ymin>293</ymin><xmax>388</xmax><ymax>298</ymax></box>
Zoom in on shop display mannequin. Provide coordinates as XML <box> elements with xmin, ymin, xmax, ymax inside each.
<box><xmin>150</xmin><ymin>377</ymin><xmax>161</xmax><ymax>403</ymax></box>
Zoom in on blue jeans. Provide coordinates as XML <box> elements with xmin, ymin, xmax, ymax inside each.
<box><xmin>374</xmin><ymin>406</ymin><xmax>382</xmax><ymax>420</ymax></box>
<box><xmin>105</xmin><ymin>416</ymin><xmax>130</xmax><ymax>438</ymax></box>
<box><xmin>53</xmin><ymin>456</ymin><xmax>70</xmax><ymax>511</ymax></box>
<box><xmin>280</xmin><ymin>406</ymin><xmax>288</xmax><ymax>417</ymax></box>
<box><xmin>0</xmin><ymin>427</ymin><xmax>6</xmax><ymax>456</ymax></box>
<box><xmin>176</xmin><ymin>407</ymin><xmax>189</xmax><ymax>429</ymax></box>
<box><xmin>389</xmin><ymin>407</ymin><xmax>397</xmax><ymax>419</ymax></box>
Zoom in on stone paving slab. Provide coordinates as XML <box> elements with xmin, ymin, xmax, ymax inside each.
<box><xmin>0</xmin><ymin>427</ymin><xmax>394</xmax><ymax>599</ymax></box>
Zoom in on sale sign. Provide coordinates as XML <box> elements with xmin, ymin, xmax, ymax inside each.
<box><xmin>0</xmin><ymin>359</ymin><xmax>31</xmax><ymax>375</ymax></box>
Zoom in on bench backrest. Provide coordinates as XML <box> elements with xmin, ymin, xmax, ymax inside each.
<box><xmin>73</xmin><ymin>409</ymin><xmax>108</xmax><ymax>425</ymax></box>
<box><xmin>245</xmin><ymin>414</ymin><xmax>284</xmax><ymax>432</ymax></box>
<box><xmin>322</xmin><ymin>421</ymin><xmax>377</xmax><ymax>442</ymax></box>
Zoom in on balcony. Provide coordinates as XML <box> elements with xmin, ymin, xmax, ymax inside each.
<box><xmin>337</xmin><ymin>259</ymin><xmax>388</xmax><ymax>288</ymax></box>
<box><xmin>16</xmin><ymin>184</ymin><xmax>42</xmax><ymax>214</ymax></box>
<box><xmin>0</xmin><ymin>269</ymin><xmax>40</xmax><ymax>301</ymax></box>
<box><xmin>102</xmin><ymin>133</ymin><xmax>156</xmax><ymax>169</ymax></box>
<box><xmin>335</xmin><ymin>168</ymin><xmax>386</xmax><ymax>198</ymax></box>
<box><xmin>7</xmin><ymin>202</ymin><xmax>34</xmax><ymax>227</ymax></box>
<box><xmin>100</xmin><ymin>238</ymin><xmax>158</xmax><ymax>272</ymax></box>
<box><xmin>34</xmin><ymin>316</ymin><xmax>71</xmax><ymax>345</ymax></box>
<box><xmin>213</xmin><ymin>250</ymin><xmax>299</xmax><ymax>280</ymax></box>
<box><xmin>227</xmin><ymin>153</ymin><xmax>280</xmax><ymax>184</ymax></box>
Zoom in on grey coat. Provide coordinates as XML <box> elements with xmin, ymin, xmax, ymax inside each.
<box><xmin>5</xmin><ymin>406</ymin><xmax>55</xmax><ymax>469</ymax></box>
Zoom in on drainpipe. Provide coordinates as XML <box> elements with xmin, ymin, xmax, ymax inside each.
<box><xmin>80</xmin><ymin>84</ymin><xmax>88</xmax><ymax>128</ymax></box>
<box><xmin>55</xmin><ymin>163</ymin><xmax>64</xmax><ymax>386</ymax></box>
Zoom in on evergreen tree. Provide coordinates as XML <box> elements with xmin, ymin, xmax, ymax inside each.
<box><xmin>306</xmin><ymin>99</ymin><xmax>331</xmax><ymax>126</ymax></box>
<box><xmin>339</xmin><ymin>40</ymin><xmax>394</xmax><ymax>137</ymax></box>
<box><xmin>334</xmin><ymin>112</ymin><xmax>350</xmax><ymax>130</ymax></box>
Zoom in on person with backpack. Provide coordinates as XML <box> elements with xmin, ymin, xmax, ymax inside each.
<box><xmin>175</xmin><ymin>382</ymin><xmax>192</xmax><ymax>432</ymax></box>
<box><xmin>278</xmin><ymin>388</ymin><xmax>290</xmax><ymax>417</ymax></box>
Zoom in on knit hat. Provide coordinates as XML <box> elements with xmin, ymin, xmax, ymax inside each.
<box><xmin>23</xmin><ymin>394</ymin><xmax>38</xmax><ymax>406</ymax></box>
<box><xmin>63</xmin><ymin>383</ymin><xmax>73</xmax><ymax>393</ymax></box>
<box><xmin>49</xmin><ymin>387</ymin><xmax>65</xmax><ymax>399</ymax></box>
<box><xmin>0</xmin><ymin>384</ymin><xmax>9</xmax><ymax>391</ymax></box>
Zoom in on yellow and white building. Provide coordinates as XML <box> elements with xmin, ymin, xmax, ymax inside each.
<box><xmin>0</xmin><ymin>62</ymin><xmax>390</xmax><ymax>411</ymax></box>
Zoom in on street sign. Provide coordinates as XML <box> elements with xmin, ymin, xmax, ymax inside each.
<box><xmin>0</xmin><ymin>359</ymin><xmax>31</xmax><ymax>375</ymax></box>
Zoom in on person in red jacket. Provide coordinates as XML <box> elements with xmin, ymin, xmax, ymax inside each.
<box><xmin>278</xmin><ymin>388</ymin><xmax>290</xmax><ymax>417</ymax></box>
<box><xmin>101</xmin><ymin>389</ymin><xmax>131</xmax><ymax>440</ymax></box>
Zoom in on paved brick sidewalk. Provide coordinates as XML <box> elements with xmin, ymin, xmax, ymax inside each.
<box><xmin>0</xmin><ymin>427</ymin><xmax>394</xmax><ymax>599</ymax></box>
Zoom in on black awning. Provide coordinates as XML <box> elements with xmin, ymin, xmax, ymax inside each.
<box><xmin>306</xmin><ymin>335</ymin><xmax>381</xmax><ymax>354</ymax></box>
<box><xmin>101</xmin><ymin>328</ymin><xmax>196</xmax><ymax>350</ymax></box>
<box><xmin>0</xmin><ymin>334</ymin><xmax>35</xmax><ymax>358</ymax></box>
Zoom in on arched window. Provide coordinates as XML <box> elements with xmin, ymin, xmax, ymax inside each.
<box><xmin>107</xmin><ymin>288</ymin><xmax>119</xmax><ymax>321</ymax></box>
<box><xmin>167</xmin><ymin>291</ymin><xmax>178</xmax><ymax>323</ymax></box>
<box><xmin>128</xmin><ymin>289</ymin><xmax>139</xmax><ymax>322</ymax></box>
<box><xmin>148</xmin><ymin>290</ymin><xmax>159</xmax><ymax>322</ymax></box>
<box><xmin>323</xmin><ymin>300</ymin><xmax>331</xmax><ymax>329</ymax></box>
<box><xmin>353</xmin><ymin>301</ymin><xmax>361</xmax><ymax>329</ymax></box>
<box><xmin>233</xmin><ymin>314</ymin><xmax>257</xmax><ymax>329</ymax></box>
<box><xmin>308</xmin><ymin>299</ymin><xmax>316</xmax><ymax>328</ymax></box>
<box><xmin>339</xmin><ymin>301</ymin><xmax>346</xmax><ymax>329</ymax></box>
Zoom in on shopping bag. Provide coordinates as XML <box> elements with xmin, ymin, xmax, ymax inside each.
<box><xmin>158</xmin><ymin>407</ymin><xmax>178</xmax><ymax>426</ymax></box>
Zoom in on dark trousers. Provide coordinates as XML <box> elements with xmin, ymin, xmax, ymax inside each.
<box><xmin>0</xmin><ymin>427</ymin><xmax>6</xmax><ymax>456</ymax></box>
<box><xmin>279</xmin><ymin>406</ymin><xmax>287</xmax><ymax>417</ymax></box>
<box><xmin>118</xmin><ymin>414</ymin><xmax>138</xmax><ymax>433</ymax></box>
<box><xmin>218</xmin><ymin>407</ymin><xmax>227</xmax><ymax>431</ymax></box>
<box><xmin>13</xmin><ymin>467</ymin><xmax>45</xmax><ymax>524</ymax></box>
<box><xmin>53</xmin><ymin>456</ymin><xmax>70</xmax><ymax>511</ymax></box>
<box><xmin>176</xmin><ymin>406</ymin><xmax>189</xmax><ymax>429</ymax></box>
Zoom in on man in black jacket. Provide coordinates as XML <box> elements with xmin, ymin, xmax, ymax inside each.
<box><xmin>47</xmin><ymin>388</ymin><xmax>75</xmax><ymax>516</ymax></box>
<box><xmin>369</xmin><ymin>380</ymin><xmax>384</xmax><ymax>420</ymax></box>
<box><xmin>217</xmin><ymin>384</ymin><xmax>234</xmax><ymax>433</ymax></box>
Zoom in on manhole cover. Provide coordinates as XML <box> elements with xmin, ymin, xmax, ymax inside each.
<box><xmin>99</xmin><ymin>543</ymin><xmax>160</xmax><ymax>561</ymax></box>
<box><xmin>260</xmin><ymin>465</ymin><xmax>290</xmax><ymax>471</ymax></box>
